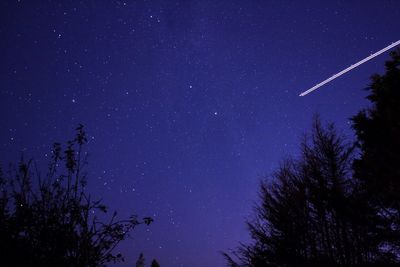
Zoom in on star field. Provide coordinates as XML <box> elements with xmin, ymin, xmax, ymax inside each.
<box><xmin>1</xmin><ymin>1</ymin><xmax>400</xmax><ymax>266</ymax></box>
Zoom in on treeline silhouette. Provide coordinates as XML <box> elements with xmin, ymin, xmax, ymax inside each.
<box><xmin>0</xmin><ymin>124</ymin><xmax>153</xmax><ymax>266</ymax></box>
<box><xmin>135</xmin><ymin>253</ymin><xmax>160</xmax><ymax>267</ymax></box>
<box><xmin>224</xmin><ymin>49</ymin><xmax>400</xmax><ymax>267</ymax></box>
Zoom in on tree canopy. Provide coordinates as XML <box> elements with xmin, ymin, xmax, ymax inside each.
<box><xmin>224</xmin><ymin>50</ymin><xmax>400</xmax><ymax>267</ymax></box>
<box><xmin>352</xmin><ymin>49</ymin><xmax>400</xmax><ymax>253</ymax></box>
<box><xmin>0</xmin><ymin>125</ymin><xmax>152</xmax><ymax>266</ymax></box>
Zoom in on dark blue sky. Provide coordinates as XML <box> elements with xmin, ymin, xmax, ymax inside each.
<box><xmin>1</xmin><ymin>1</ymin><xmax>399</xmax><ymax>266</ymax></box>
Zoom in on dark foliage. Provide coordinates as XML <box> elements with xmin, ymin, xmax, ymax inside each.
<box><xmin>151</xmin><ymin>259</ymin><xmax>161</xmax><ymax>267</ymax></box>
<box><xmin>224</xmin><ymin>118</ymin><xmax>395</xmax><ymax>267</ymax></box>
<box><xmin>135</xmin><ymin>253</ymin><xmax>145</xmax><ymax>267</ymax></box>
<box><xmin>224</xmin><ymin>119</ymin><xmax>374</xmax><ymax>266</ymax></box>
<box><xmin>223</xmin><ymin>50</ymin><xmax>400</xmax><ymax>267</ymax></box>
<box><xmin>352</xmin><ymin>49</ymin><xmax>400</xmax><ymax>254</ymax></box>
<box><xmin>0</xmin><ymin>125</ymin><xmax>152</xmax><ymax>267</ymax></box>
<box><xmin>134</xmin><ymin>253</ymin><xmax>161</xmax><ymax>267</ymax></box>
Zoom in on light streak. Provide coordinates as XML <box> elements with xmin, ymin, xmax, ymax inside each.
<box><xmin>299</xmin><ymin>40</ymin><xmax>400</xmax><ymax>96</ymax></box>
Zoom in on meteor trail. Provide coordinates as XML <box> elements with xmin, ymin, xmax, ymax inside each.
<box><xmin>299</xmin><ymin>40</ymin><xmax>400</xmax><ymax>96</ymax></box>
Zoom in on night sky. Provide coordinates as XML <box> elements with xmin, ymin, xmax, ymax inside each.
<box><xmin>1</xmin><ymin>1</ymin><xmax>400</xmax><ymax>266</ymax></box>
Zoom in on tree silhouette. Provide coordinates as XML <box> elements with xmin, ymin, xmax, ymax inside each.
<box><xmin>0</xmin><ymin>125</ymin><xmax>152</xmax><ymax>266</ymax></box>
<box><xmin>224</xmin><ymin>50</ymin><xmax>400</xmax><ymax>267</ymax></box>
<box><xmin>223</xmin><ymin>118</ymin><xmax>391</xmax><ymax>266</ymax></box>
<box><xmin>151</xmin><ymin>259</ymin><xmax>161</xmax><ymax>267</ymax></box>
<box><xmin>352</xmin><ymin>48</ymin><xmax>400</xmax><ymax>256</ymax></box>
<box><xmin>135</xmin><ymin>253</ymin><xmax>145</xmax><ymax>267</ymax></box>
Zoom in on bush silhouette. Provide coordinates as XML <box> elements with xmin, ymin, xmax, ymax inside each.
<box><xmin>0</xmin><ymin>125</ymin><xmax>152</xmax><ymax>267</ymax></box>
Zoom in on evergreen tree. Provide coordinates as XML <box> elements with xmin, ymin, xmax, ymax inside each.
<box><xmin>223</xmin><ymin>118</ymin><xmax>380</xmax><ymax>266</ymax></box>
<box><xmin>352</xmin><ymin>49</ymin><xmax>400</xmax><ymax>260</ymax></box>
<box><xmin>151</xmin><ymin>259</ymin><xmax>161</xmax><ymax>267</ymax></box>
<box><xmin>224</xmin><ymin>50</ymin><xmax>400</xmax><ymax>267</ymax></box>
<box><xmin>135</xmin><ymin>253</ymin><xmax>145</xmax><ymax>267</ymax></box>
